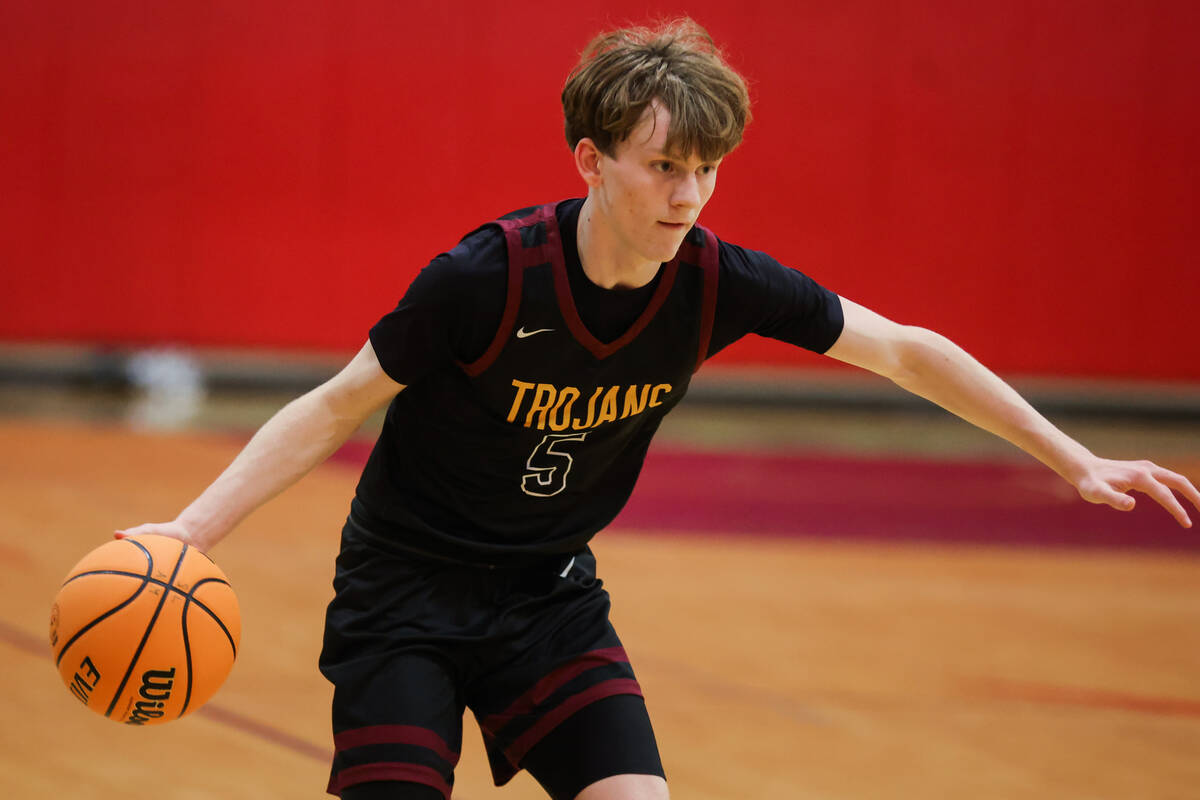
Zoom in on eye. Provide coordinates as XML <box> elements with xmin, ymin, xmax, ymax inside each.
<box><xmin>698</xmin><ymin>164</ymin><xmax>717</xmax><ymax>176</ymax></box>
<box><xmin>652</xmin><ymin>161</ymin><xmax>674</xmax><ymax>174</ymax></box>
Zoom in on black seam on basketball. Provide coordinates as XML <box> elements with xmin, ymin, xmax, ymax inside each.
<box><xmin>62</xmin><ymin>570</ymin><xmax>231</xmax><ymax>626</ymax></box>
<box><xmin>184</xmin><ymin>578</ymin><xmax>238</xmax><ymax>657</ymax></box>
<box><xmin>57</xmin><ymin>538</ymin><xmax>156</xmax><ymax>589</ymax></box>
<box><xmin>126</xmin><ymin>537</ymin><xmax>154</xmax><ymax>565</ymax></box>
<box><xmin>53</xmin><ymin>543</ymin><xmax>155</xmax><ymax>667</ymax></box>
<box><xmin>63</xmin><ymin>569</ymin><xmax>230</xmax><ymax>591</ymax></box>
<box><xmin>60</xmin><ymin>568</ymin><xmax>146</xmax><ymax>587</ymax></box>
<box><xmin>104</xmin><ymin>543</ymin><xmax>190</xmax><ymax>719</ymax></box>
<box><xmin>179</xmin><ymin>594</ymin><xmax>194</xmax><ymax>717</ymax></box>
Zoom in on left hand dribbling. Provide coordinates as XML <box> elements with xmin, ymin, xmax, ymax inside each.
<box><xmin>1072</xmin><ymin>458</ymin><xmax>1200</xmax><ymax>528</ymax></box>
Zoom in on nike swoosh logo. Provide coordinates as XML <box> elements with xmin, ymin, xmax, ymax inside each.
<box><xmin>516</xmin><ymin>327</ymin><xmax>554</xmax><ymax>339</ymax></box>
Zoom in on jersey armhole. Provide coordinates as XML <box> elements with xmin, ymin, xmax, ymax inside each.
<box><xmin>458</xmin><ymin>205</ymin><xmax>558</xmax><ymax>377</ymax></box>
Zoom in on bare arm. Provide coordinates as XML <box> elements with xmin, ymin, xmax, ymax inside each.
<box><xmin>825</xmin><ymin>299</ymin><xmax>1200</xmax><ymax>527</ymax></box>
<box><xmin>117</xmin><ymin>341</ymin><xmax>404</xmax><ymax>550</ymax></box>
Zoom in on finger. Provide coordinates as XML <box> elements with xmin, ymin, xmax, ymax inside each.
<box><xmin>1135</xmin><ymin>478</ymin><xmax>1192</xmax><ymax>528</ymax></box>
<box><xmin>1156</xmin><ymin>468</ymin><xmax>1200</xmax><ymax>513</ymax></box>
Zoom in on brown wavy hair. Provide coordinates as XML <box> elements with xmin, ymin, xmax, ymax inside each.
<box><xmin>562</xmin><ymin>18</ymin><xmax>751</xmax><ymax>162</ymax></box>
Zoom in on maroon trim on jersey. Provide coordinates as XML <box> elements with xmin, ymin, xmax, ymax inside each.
<box><xmin>553</xmin><ymin>233</ymin><xmax>681</xmax><ymax>361</ymax></box>
<box><xmin>459</xmin><ymin>204</ymin><xmax>558</xmax><ymax>378</ymax></box>
<box><xmin>478</xmin><ymin>645</ymin><xmax>632</xmax><ymax>734</ymax></box>
<box><xmin>692</xmin><ymin>226</ymin><xmax>720</xmax><ymax>372</ymax></box>
<box><xmin>554</xmin><ymin>259</ymin><xmax>681</xmax><ymax>360</ymax></box>
<box><xmin>503</xmin><ymin>678</ymin><xmax>644</xmax><ymax>769</ymax></box>
<box><xmin>332</xmin><ymin>724</ymin><xmax>460</xmax><ymax>765</ymax></box>
<box><xmin>327</xmin><ymin>762</ymin><xmax>452</xmax><ymax>799</ymax></box>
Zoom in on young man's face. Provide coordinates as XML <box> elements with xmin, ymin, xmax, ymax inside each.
<box><xmin>590</xmin><ymin>102</ymin><xmax>721</xmax><ymax>266</ymax></box>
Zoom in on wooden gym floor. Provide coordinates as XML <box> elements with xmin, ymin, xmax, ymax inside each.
<box><xmin>1</xmin><ymin>380</ymin><xmax>1199</xmax><ymax>799</ymax></box>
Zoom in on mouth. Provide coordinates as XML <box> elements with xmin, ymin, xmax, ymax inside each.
<box><xmin>657</xmin><ymin>221</ymin><xmax>690</xmax><ymax>230</ymax></box>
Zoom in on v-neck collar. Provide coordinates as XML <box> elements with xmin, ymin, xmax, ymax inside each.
<box><xmin>548</xmin><ymin>201</ymin><xmax>681</xmax><ymax>360</ymax></box>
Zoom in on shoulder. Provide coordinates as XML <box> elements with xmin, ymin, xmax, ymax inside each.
<box><xmin>713</xmin><ymin>234</ymin><xmax>797</xmax><ymax>287</ymax></box>
<box><xmin>708</xmin><ymin>230</ymin><xmax>840</xmax><ymax>314</ymax></box>
<box><xmin>457</xmin><ymin>200</ymin><xmax>580</xmax><ymax>241</ymax></box>
<box><xmin>440</xmin><ymin>199</ymin><xmax>577</xmax><ymax>271</ymax></box>
<box><xmin>438</xmin><ymin>220</ymin><xmax>507</xmax><ymax>278</ymax></box>
<box><xmin>703</xmin><ymin>231</ymin><xmax>844</xmax><ymax>356</ymax></box>
<box><xmin>421</xmin><ymin>199</ymin><xmax>579</xmax><ymax>292</ymax></box>
<box><xmin>408</xmin><ymin>212</ymin><xmax>511</xmax><ymax>299</ymax></box>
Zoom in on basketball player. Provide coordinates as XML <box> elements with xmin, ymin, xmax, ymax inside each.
<box><xmin>117</xmin><ymin>19</ymin><xmax>1200</xmax><ymax>800</ymax></box>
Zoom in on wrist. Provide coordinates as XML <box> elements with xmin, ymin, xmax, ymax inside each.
<box><xmin>1036</xmin><ymin>435</ymin><xmax>1096</xmax><ymax>485</ymax></box>
<box><xmin>174</xmin><ymin>510</ymin><xmax>229</xmax><ymax>552</ymax></box>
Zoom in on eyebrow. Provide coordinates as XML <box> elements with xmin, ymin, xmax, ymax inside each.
<box><xmin>651</xmin><ymin>151</ymin><xmax>720</xmax><ymax>165</ymax></box>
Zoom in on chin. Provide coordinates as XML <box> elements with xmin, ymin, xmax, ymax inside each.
<box><xmin>646</xmin><ymin>235</ymin><xmax>688</xmax><ymax>262</ymax></box>
<box><xmin>644</xmin><ymin>246</ymin><xmax>682</xmax><ymax>264</ymax></box>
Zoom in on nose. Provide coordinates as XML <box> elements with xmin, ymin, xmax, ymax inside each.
<box><xmin>671</xmin><ymin>173</ymin><xmax>703</xmax><ymax>210</ymax></box>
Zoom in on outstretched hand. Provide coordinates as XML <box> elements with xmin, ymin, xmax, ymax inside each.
<box><xmin>1072</xmin><ymin>458</ymin><xmax>1200</xmax><ymax>528</ymax></box>
<box><xmin>115</xmin><ymin>521</ymin><xmax>206</xmax><ymax>550</ymax></box>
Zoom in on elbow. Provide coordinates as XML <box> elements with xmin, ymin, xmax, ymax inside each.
<box><xmin>283</xmin><ymin>385</ymin><xmax>355</xmax><ymax>434</ymax></box>
<box><xmin>310</xmin><ymin>387</ymin><xmax>364</xmax><ymax>431</ymax></box>
<box><xmin>887</xmin><ymin>326</ymin><xmax>955</xmax><ymax>389</ymax></box>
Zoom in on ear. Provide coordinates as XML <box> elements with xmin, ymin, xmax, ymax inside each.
<box><xmin>573</xmin><ymin>138</ymin><xmax>604</xmax><ymax>188</ymax></box>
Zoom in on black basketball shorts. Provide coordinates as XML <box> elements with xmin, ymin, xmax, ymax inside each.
<box><xmin>318</xmin><ymin>522</ymin><xmax>658</xmax><ymax>798</ymax></box>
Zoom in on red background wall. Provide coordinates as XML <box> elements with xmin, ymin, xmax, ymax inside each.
<box><xmin>2</xmin><ymin>1</ymin><xmax>1197</xmax><ymax>379</ymax></box>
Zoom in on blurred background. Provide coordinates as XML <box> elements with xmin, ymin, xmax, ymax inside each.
<box><xmin>2</xmin><ymin>1</ymin><xmax>1198</xmax><ymax>798</ymax></box>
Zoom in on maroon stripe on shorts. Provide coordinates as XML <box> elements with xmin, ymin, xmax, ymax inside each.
<box><xmin>327</xmin><ymin>762</ymin><xmax>452</xmax><ymax>799</ymax></box>
<box><xmin>333</xmin><ymin>724</ymin><xmax>459</xmax><ymax>766</ymax></box>
<box><xmin>504</xmin><ymin>677</ymin><xmax>644</xmax><ymax>768</ymax></box>
<box><xmin>479</xmin><ymin>646</ymin><xmax>630</xmax><ymax>733</ymax></box>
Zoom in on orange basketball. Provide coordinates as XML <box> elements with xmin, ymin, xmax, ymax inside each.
<box><xmin>49</xmin><ymin>534</ymin><xmax>241</xmax><ymax>726</ymax></box>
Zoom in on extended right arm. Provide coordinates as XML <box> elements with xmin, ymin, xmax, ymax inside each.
<box><xmin>117</xmin><ymin>341</ymin><xmax>404</xmax><ymax>551</ymax></box>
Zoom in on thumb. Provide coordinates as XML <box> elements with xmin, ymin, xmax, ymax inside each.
<box><xmin>1099</xmin><ymin>491</ymin><xmax>1136</xmax><ymax>512</ymax></box>
<box><xmin>1079</xmin><ymin>480</ymin><xmax>1136</xmax><ymax>511</ymax></box>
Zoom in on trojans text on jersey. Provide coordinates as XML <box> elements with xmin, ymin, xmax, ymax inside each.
<box><xmin>507</xmin><ymin>379</ymin><xmax>672</xmax><ymax>432</ymax></box>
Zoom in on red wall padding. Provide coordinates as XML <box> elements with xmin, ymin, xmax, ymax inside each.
<box><xmin>2</xmin><ymin>1</ymin><xmax>1197</xmax><ymax>379</ymax></box>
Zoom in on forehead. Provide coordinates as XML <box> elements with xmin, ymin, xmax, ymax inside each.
<box><xmin>627</xmin><ymin>103</ymin><xmax>671</xmax><ymax>148</ymax></box>
<box><xmin>622</xmin><ymin>103</ymin><xmax>713</xmax><ymax>163</ymax></box>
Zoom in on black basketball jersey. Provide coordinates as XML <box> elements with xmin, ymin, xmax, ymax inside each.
<box><xmin>350</xmin><ymin>203</ymin><xmax>719</xmax><ymax>564</ymax></box>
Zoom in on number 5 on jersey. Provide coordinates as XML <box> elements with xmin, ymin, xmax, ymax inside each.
<box><xmin>522</xmin><ymin>432</ymin><xmax>589</xmax><ymax>497</ymax></box>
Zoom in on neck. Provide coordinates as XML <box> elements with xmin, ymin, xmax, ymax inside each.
<box><xmin>576</xmin><ymin>196</ymin><xmax>660</xmax><ymax>289</ymax></box>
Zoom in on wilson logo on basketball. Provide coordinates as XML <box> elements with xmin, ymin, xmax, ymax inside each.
<box><xmin>125</xmin><ymin>668</ymin><xmax>176</xmax><ymax>726</ymax></box>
